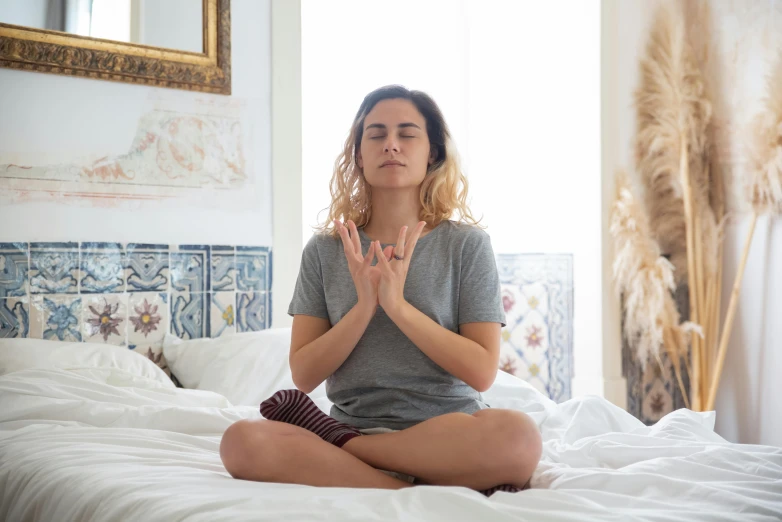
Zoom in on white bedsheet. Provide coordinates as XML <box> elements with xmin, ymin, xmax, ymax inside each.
<box><xmin>1</xmin><ymin>367</ymin><xmax>780</xmax><ymax>522</ymax></box>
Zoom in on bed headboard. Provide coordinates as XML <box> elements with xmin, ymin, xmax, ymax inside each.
<box><xmin>0</xmin><ymin>241</ymin><xmax>272</xmax><ymax>371</ymax></box>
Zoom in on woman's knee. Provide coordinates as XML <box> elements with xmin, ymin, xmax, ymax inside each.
<box><xmin>220</xmin><ymin>419</ymin><xmax>277</xmax><ymax>479</ymax></box>
<box><xmin>474</xmin><ymin>409</ymin><xmax>542</xmax><ymax>478</ymax></box>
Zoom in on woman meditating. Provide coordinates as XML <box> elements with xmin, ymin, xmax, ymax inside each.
<box><xmin>220</xmin><ymin>85</ymin><xmax>542</xmax><ymax>496</ymax></box>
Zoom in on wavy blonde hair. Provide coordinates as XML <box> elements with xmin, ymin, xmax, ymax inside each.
<box><xmin>315</xmin><ymin>85</ymin><xmax>482</xmax><ymax>237</ymax></box>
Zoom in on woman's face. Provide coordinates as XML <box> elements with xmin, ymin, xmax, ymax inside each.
<box><xmin>357</xmin><ymin>98</ymin><xmax>433</xmax><ymax>190</ymax></box>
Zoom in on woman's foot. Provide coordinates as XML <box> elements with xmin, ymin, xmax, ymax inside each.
<box><xmin>260</xmin><ymin>389</ymin><xmax>361</xmax><ymax>448</ymax></box>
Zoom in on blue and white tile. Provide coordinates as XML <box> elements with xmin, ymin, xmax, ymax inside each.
<box><xmin>210</xmin><ymin>246</ymin><xmax>236</xmax><ymax>291</ymax></box>
<box><xmin>0</xmin><ymin>242</ymin><xmax>29</xmax><ymax>298</ymax></box>
<box><xmin>209</xmin><ymin>291</ymin><xmax>236</xmax><ymax>337</ymax></box>
<box><xmin>0</xmin><ymin>297</ymin><xmax>29</xmax><ymax>338</ymax></box>
<box><xmin>128</xmin><ymin>292</ymin><xmax>168</xmax><ymax>346</ymax></box>
<box><xmin>80</xmin><ymin>242</ymin><xmax>125</xmax><ymax>293</ymax></box>
<box><xmin>170</xmin><ymin>291</ymin><xmax>207</xmax><ymax>340</ymax></box>
<box><xmin>236</xmin><ymin>291</ymin><xmax>269</xmax><ymax>332</ymax></box>
<box><xmin>82</xmin><ymin>294</ymin><xmax>127</xmax><ymax>345</ymax></box>
<box><xmin>496</xmin><ymin>253</ymin><xmax>573</xmax><ymax>403</ymax></box>
<box><xmin>125</xmin><ymin>243</ymin><xmax>169</xmax><ymax>292</ymax></box>
<box><xmin>236</xmin><ymin>246</ymin><xmax>271</xmax><ymax>292</ymax></box>
<box><xmin>171</xmin><ymin>245</ymin><xmax>209</xmax><ymax>293</ymax></box>
<box><xmin>30</xmin><ymin>242</ymin><xmax>79</xmax><ymax>294</ymax></box>
<box><xmin>31</xmin><ymin>295</ymin><xmax>83</xmax><ymax>342</ymax></box>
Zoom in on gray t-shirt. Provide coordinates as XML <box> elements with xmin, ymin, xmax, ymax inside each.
<box><xmin>288</xmin><ymin>220</ymin><xmax>506</xmax><ymax>430</ymax></box>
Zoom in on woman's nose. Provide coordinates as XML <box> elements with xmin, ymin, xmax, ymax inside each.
<box><xmin>383</xmin><ymin>136</ymin><xmax>400</xmax><ymax>153</ymax></box>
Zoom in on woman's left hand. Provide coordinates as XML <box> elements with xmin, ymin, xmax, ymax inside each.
<box><xmin>374</xmin><ymin>221</ymin><xmax>427</xmax><ymax>317</ymax></box>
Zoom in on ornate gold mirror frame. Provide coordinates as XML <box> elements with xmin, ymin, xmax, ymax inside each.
<box><xmin>0</xmin><ymin>0</ymin><xmax>231</xmax><ymax>94</ymax></box>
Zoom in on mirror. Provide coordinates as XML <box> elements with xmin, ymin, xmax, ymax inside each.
<box><xmin>0</xmin><ymin>0</ymin><xmax>204</xmax><ymax>54</ymax></box>
<box><xmin>0</xmin><ymin>0</ymin><xmax>230</xmax><ymax>94</ymax></box>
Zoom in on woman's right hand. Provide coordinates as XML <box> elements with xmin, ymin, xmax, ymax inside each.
<box><xmin>335</xmin><ymin>220</ymin><xmax>380</xmax><ymax>314</ymax></box>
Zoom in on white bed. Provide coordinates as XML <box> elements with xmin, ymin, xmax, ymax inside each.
<box><xmin>1</xmin><ymin>333</ymin><xmax>781</xmax><ymax>522</ymax></box>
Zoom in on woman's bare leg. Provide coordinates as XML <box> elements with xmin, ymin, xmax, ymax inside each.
<box><xmin>220</xmin><ymin>419</ymin><xmax>412</xmax><ymax>490</ymax></box>
<box><xmin>342</xmin><ymin>409</ymin><xmax>541</xmax><ymax>491</ymax></box>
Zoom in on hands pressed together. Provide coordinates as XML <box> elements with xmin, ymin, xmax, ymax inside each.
<box><xmin>334</xmin><ymin>219</ymin><xmax>426</xmax><ymax>318</ymax></box>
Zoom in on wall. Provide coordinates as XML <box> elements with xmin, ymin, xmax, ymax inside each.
<box><xmin>606</xmin><ymin>0</ymin><xmax>781</xmax><ymax>446</ymax></box>
<box><xmin>0</xmin><ymin>0</ymin><xmax>272</xmax><ymax>247</ymax></box>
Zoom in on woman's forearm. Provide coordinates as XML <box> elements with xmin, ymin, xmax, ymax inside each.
<box><xmin>385</xmin><ymin>302</ymin><xmax>496</xmax><ymax>392</ymax></box>
<box><xmin>289</xmin><ymin>302</ymin><xmax>375</xmax><ymax>393</ymax></box>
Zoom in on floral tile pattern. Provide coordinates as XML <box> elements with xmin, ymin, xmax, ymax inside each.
<box><xmin>210</xmin><ymin>246</ymin><xmax>236</xmax><ymax>291</ymax></box>
<box><xmin>125</xmin><ymin>244</ymin><xmax>170</xmax><ymax>292</ymax></box>
<box><xmin>128</xmin><ymin>292</ymin><xmax>167</xmax><ymax>346</ymax></box>
<box><xmin>236</xmin><ymin>291</ymin><xmax>269</xmax><ymax>332</ymax></box>
<box><xmin>209</xmin><ymin>291</ymin><xmax>236</xmax><ymax>337</ymax></box>
<box><xmin>171</xmin><ymin>245</ymin><xmax>209</xmax><ymax>293</ymax></box>
<box><xmin>171</xmin><ymin>291</ymin><xmax>207</xmax><ymax>340</ymax></box>
<box><xmin>0</xmin><ymin>242</ymin><xmax>29</xmax><ymax>298</ymax></box>
<box><xmin>31</xmin><ymin>295</ymin><xmax>83</xmax><ymax>342</ymax></box>
<box><xmin>496</xmin><ymin>254</ymin><xmax>573</xmax><ymax>403</ymax></box>
<box><xmin>236</xmin><ymin>246</ymin><xmax>271</xmax><ymax>292</ymax></box>
<box><xmin>0</xmin><ymin>297</ymin><xmax>29</xmax><ymax>338</ymax></box>
<box><xmin>80</xmin><ymin>242</ymin><xmax>125</xmax><ymax>294</ymax></box>
<box><xmin>8</xmin><ymin>242</ymin><xmax>271</xmax><ymax>347</ymax></box>
<box><xmin>30</xmin><ymin>243</ymin><xmax>79</xmax><ymax>294</ymax></box>
<box><xmin>82</xmin><ymin>294</ymin><xmax>127</xmax><ymax>345</ymax></box>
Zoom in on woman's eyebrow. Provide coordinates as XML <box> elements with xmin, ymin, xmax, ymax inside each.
<box><xmin>365</xmin><ymin>122</ymin><xmax>422</xmax><ymax>131</ymax></box>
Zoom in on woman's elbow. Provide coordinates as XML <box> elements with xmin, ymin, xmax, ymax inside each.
<box><xmin>472</xmin><ymin>367</ymin><xmax>498</xmax><ymax>393</ymax></box>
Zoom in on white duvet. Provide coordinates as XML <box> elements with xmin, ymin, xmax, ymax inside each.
<box><xmin>1</xmin><ymin>366</ymin><xmax>781</xmax><ymax>521</ymax></box>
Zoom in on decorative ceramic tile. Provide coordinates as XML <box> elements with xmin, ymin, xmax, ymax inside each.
<box><xmin>236</xmin><ymin>291</ymin><xmax>270</xmax><ymax>332</ymax></box>
<box><xmin>496</xmin><ymin>254</ymin><xmax>573</xmax><ymax>403</ymax></box>
<box><xmin>0</xmin><ymin>242</ymin><xmax>29</xmax><ymax>298</ymax></box>
<box><xmin>0</xmin><ymin>297</ymin><xmax>29</xmax><ymax>338</ymax></box>
<box><xmin>170</xmin><ymin>291</ymin><xmax>207</xmax><ymax>339</ymax></box>
<box><xmin>31</xmin><ymin>295</ymin><xmax>83</xmax><ymax>342</ymax></box>
<box><xmin>171</xmin><ymin>245</ymin><xmax>209</xmax><ymax>293</ymax></box>
<box><xmin>623</xmin><ymin>286</ymin><xmax>690</xmax><ymax>425</ymax></box>
<box><xmin>30</xmin><ymin>242</ymin><xmax>79</xmax><ymax>294</ymax></box>
<box><xmin>82</xmin><ymin>294</ymin><xmax>127</xmax><ymax>345</ymax></box>
<box><xmin>80</xmin><ymin>242</ymin><xmax>125</xmax><ymax>293</ymax></box>
<box><xmin>125</xmin><ymin>243</ymin><xmax>169</xmax><ymax>292</ymax></box>
<box><xmin>128</xmin><ymin>292</ymin><xmax>168</xmax><ymax>346</ymax></box>
<box><xmin>210</xmin><ymin>246</ymin><xmax>236</xmax><ymax>291</ymax></box>
<box><xmin>236</xmin><ymin>246</ymin><xmax>271</xmax><ymax>292</ymax></box>
<box><xmin>209</xmin><ymin>291</ymin><xmax>236</xmax><ymax>337</ymax></box>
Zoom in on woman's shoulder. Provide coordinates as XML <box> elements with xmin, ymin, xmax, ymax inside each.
<box><xmin>439</xmin><ymin>220</ymin><xmax>491</xmax><ymax>246</ymax></box>
<box><xmin>303</xmin><ymin>231</ymin><xmax>340</xmax><ymax>257</ymax></box>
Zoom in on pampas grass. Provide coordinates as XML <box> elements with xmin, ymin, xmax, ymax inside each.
<box><xmin>632</xmin><ymin>2</ymin><xmax>722</xmax><ymax>411</ymax></box>
<box><xmin>706</xmin><ymin>51</ymin><xmax>782</xmax><ymax>411</ymax></box>
<box><xmin>611</xmin><ymin>170</ymin><xmax>693</xmax><ymax>407</ymax></box>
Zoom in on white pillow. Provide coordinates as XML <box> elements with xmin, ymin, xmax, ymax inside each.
<box><xmin>162</xmin><ymin>328</ymin><xmax>326</xmax><ymax>407</ymax></box>
<box><xmin>0</xmin><ymin>338</ymin><xmax>175</xmax><ymax>387</ymax></box>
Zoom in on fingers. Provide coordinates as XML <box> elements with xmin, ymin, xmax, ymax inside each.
<box><xmin>334</xmin><ymin>220</ymin><xmax>357</xmax><ymax>260</ymax></box>
<box><xmin>363</xmin><ymin>241</ymin><xmax>375</xmax><ymax>266</ymax></box>
<box><xmin>375</xmin><ymin>241</ymin><xmax>392</xmax><ymax>270</ymax></box>
<box><xmin>347</xmin><ymin>220</ymin><xmax>361</xmax><ymax>256</ymax></box>
<box><xmin>404</xmin><ymin>221</ymin><xmax>427</xmax><ymax>265</ymax></box>
<box><xmin>383</xmin><ymin>245</ymin><xmax>394</xmax><ymax>261</ymax></box>
<box><xmin>394</xmin><ymin>226</ymin><xmax>408</xmax><ymax>259</ymax></box>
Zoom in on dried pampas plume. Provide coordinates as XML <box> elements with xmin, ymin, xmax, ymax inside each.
<box><xmin>611</xmin><ymin>170</ymin><xmax>695</xmax><ymax>406</ymax></box>
<box><xmin>634</xmin><ymin>3</ymin><xmax>713</xmax><ymax>285</ymax></box>
<box><xmin>746</xmin><ymin>51</ymin><xmax>782</xmax><ymax>214</ymax></box>
<box><xmin>707</xmin><ymin>51</ymin><xmax>782</xmax><ymax>411</ymax></box>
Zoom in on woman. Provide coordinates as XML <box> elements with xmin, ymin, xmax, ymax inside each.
<box><xmin>220</xmin><ymin>85</ymin><xmax>542</xmax><ymax>495</ymax></box>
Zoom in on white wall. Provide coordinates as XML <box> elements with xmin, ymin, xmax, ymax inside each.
<box><xmin>0</xmin><ymin>2</ymin><xmax>272</xmax><ymax>252</ymax></box>
<box><xmin>0</xmin><ymin>0</ymin><xmax>48</xmax><ymax>28</ymax></box>
<box><xmin>301</xmin><ymin>0</ymin><xmax>623</xmax><ymax>404</ymax></box>
<box><xmin>607</xmin><ymin>0</ymin><xmax>781</xmax><ymax>446</ymax></box>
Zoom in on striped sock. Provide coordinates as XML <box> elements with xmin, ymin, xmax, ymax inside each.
<box><xmin>480</xmin><ymin>484</ymin><xmax>521</xmax><ymax>496</ymax></box>
<box><xmin>260</xmin><ymin>389</ymin><xmax>361</xmax><ymax>448</ymax></box>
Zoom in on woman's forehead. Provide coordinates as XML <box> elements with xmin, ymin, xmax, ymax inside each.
<box><xmin>364</xmin><ymin>99</ymin><xmax>425</xmax><ymax>127</ymax></box>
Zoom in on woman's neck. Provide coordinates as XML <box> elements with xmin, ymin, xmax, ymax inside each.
<box><xmin>362</xmin><ymin>189</ymin><xmax>431</xmax><ymax>244</ymax></box>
